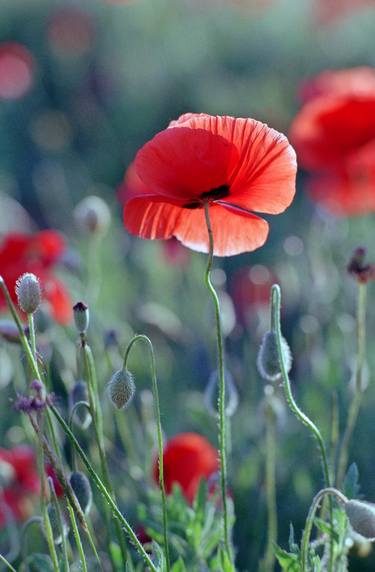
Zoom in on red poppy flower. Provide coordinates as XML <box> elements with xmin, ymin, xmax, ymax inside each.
<box><xmin>120</xmin><ymin>113</ymin><xmax>297</xmax><ymax>257</ymax></box>
<box><xmin>0</xmin><ymin>230</ymin><xmax>72</xmax><ymax>324</ymax></box>
<box><xmin>0</xmin><ymin>42</ymin><xmax>34</xmax><ymax>100</ymax></box>
<box><xmin>290</xmin><ymin>68</ymin><xmax>375</xmax><ymax>172</ymax></box>
<box><xmin>299</xmin><ymin>67</ymin><xmax>375</xmax><ymax>104</ymax></box>
<box><xmin>153</xmin><ymin>432</ymin><xmax>219</xmax><ymax>504</ymax></box>
<box><xmin>308</xmin><ymin>141</ymin><xmax>375</xmax><ymax>215</ymax></box>
<box><xmin>0</xmin><ymin>446</ymin><xmax>39</xmax><ymax>527</ymax></box>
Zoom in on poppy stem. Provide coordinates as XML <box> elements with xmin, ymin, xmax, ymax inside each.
<box><xmin>271</xmin><ymin>284</ymin><xmax>334</xmax><ymax>572</ymax></box>
<box><xmin>336</xmin><ymin>281</ymin><xmax>367</xmax><ymax>487</ymax></box>
<box><xmin>122</xmin><ymin>334</ymin><xmax>171</xmax><ymax>572</ymax></box>
<box><xmin>203</xmin><ymin>203</ymin><xmax>232</xmax><ymax>562</ymax></box>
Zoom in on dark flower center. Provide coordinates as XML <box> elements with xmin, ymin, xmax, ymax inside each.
<box><xmin>183</xmin><ymin>185</ymin><xmax>230</xmax><ymax>209</ymax></box>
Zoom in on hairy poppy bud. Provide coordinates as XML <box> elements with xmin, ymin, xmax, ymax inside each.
<box><xmin>15</xmin><ymin>273</ymin><xmax>41</xmax><ymax>314</ymax></box>
<box><xmin>74</xmin><ymin>195</ymin><xmax>111</xmax><ymax>235</ymax></box>
<box><xmin>204</xmin><ymin>369</ymin><xmax>239</xmax><ymax>418</ymax></box>
<box><xmin>73</xmin><ymin>301</ymin><xmax>89</xmax><ymax>334</ymax></box>
<box><xmin>46</xmin><ymin>503</ymin><xmax>70</xmax><ymax>545</ymax></box>
<box><xmin>69</xmin><ymin>471</ymin><xmax>92</xmax><ymax>515</ymax></box>
<box><xmin>108</xmin><ymin>369</ymin><xmax>135</xmax><ymax>410</ymax></box>
<box><xmin>345</xmin><ymin>500</ymin><xmax>375</xmax><ymax>540</ymax></box>
<box><xmin>257</xmin><ymin>330</ymin><xmax>292</xmax><ymax>382</ymax></box>
<box><xmin>69</xmin><ymin>380</ymin><xmax>91</xmax><ymax>429</ymax></box>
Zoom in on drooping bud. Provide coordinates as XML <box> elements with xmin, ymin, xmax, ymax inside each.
<box><xmin>45</xmin><ymin>503</ymin><xmax>70</xmax><ymax>545</ymax></box>
<box><xmin>74</xmin><ymin>195</ymin><xmax>111</xmax><ymax>235</ymax></box>
<box><xmin>108</xmin><ymin>369</ymin><xmax>135</xmax><ymax>410</ymax></box>
<box><xmin>73</xmin><ymin>301</ymin><xmax>89</xmax><ymax>334</ymax></box>
<box><xmin>257</xmin><ymin>330</ymin><xmax>292</xmax><ymax>382</ymax></box>
<box><xmin>69</xmin><ymin>380</ymin><xmax>92</xmax><ymax>429</ymax></box>
<box><xmin>15</xmin><ymin>273</ymin><xmax>41</xmax><ymax>314</ymax></box>
<box><xmin>69</xmin><ymin>471</ymin><xmax>92</xmax><ymax>515</ymax></box>
<box><xmin>204</xmin><ymin>369</ymin><xmax>239</xmax><ymax>418</ymax></box>
<box><xmin>345</xmin><ymin>500</ymin><xmax>375</xmax><ymax>540</ymax></box>
<box><xmin>347</xmin><ymin>247</ymin><xmax>375</xmax><ymax>284</ymax></box>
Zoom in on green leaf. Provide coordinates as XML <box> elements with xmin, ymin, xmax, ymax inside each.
<box><xmin>274</xmin><ymin>545</ymin><xmax>300</xmax><ymax>572</ymax></box>
<box><xmin>343</xmin><ymin>463</ymin><xmax>361</xmax><ymax>499</ymax></box>
<box><xmin>24</xmin><ymin>554</ymin><xmax>54</xmax><ymax>572</ymax></box>
<box><xmin>109</xmin><ymin>542</ymin><xmax>123</xmax><ymax>568</ymax></box>
<box><xmin>171</xmin><ymin>558</ymin><xmax>187</xmax><ymax>572</ymax></box>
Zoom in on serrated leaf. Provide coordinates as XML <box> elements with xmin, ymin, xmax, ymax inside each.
<box><xmin>274</xmin><ymin>545</ymin><xmax>300</xmax><ymax>572</ymax></box>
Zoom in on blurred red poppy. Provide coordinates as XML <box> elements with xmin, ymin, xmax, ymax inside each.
<box><xmin>0</xmin><ymin>446</ymin><xmax>39</xmax><ymax>527</ymax></box>
<box><xmin>153</xmin><ymin>433</ymin><xmax>218</xmax><ymax>504</ymax></box>
<box><xmin>0</xmin><ymin>230</ymin><xmax>72</xmax><ymax>324</ymax></box>
<box><xmin>308</xmin><ymin>141</ymin><xmax>375</xmax><ymax>215</ymax></box>
<box><xmin>315</xmin><ymin>0</ymin><xmax>374</xmax><ymax>25</ymax></box>
<box><xmin>299</xmin><ymin>67</ymin><xmax>375</xmax><ymax>103</ymax></box>
<box><xmin>0</xmin><ymin>42</ymin><xmax>34</xmax><ymax>100</ymax></box>
<box><xmin>290</xmin><ymin>72</ymin><xmax>375</xmax><ymax>172</ymax></box>
<box><xmin>120</xmin><ymin>113</ymin><xmax>297</xmax><ymax>256</ymax></box>
<box><xmin>45</xmin><ymin>463</ymin><xmax>64</xmax><ymax>497</ymax></box>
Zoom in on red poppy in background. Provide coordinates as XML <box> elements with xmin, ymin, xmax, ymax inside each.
<box><xmin>153</xmin><ymin>433</ymin><xmax>219</xmax><ymax>504</ymax></box>
<box><xmin>0</xmin><ymin>42</ymin><xmax>34</xmax><ymax>100</ymax></box>
<box><xmin>315</xmin><ymin>0</ymin><xmax>374</xmax><ymax>25</ymax></box>
<box><xmin>299</xmin><ymin>67</ymin><xmax>375</xmax><ymax>103</ymax></box>
<box><xmin>308</xmin><ymin>141</ymin><xmax>375</xmax><ymax>215</ymax></box>
<box><xmin>45</xmin><ymin>463</ymin><xmax>64</xmax><ymax>497</ymax></box>
<box><xmin>0</xmin><ymin>446</ymin><xmax>39</xmax><ymax>527</ymax></box>
<box><xmin>120</xmin><ymin>113</ymin><xmax>297</xmax><ymax>257</ymax></box>
<box><xmin>0</xmin><ymin>230</ymin><xmax>71</xmax><ymax>324</ymax></box>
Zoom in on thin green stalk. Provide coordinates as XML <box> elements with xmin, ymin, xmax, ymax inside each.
<box><xmin>0</xmin><ymin>554</ymin><xmax>17</xmax><ymax>572</ymax></box>
<box><xmin>81</xmin><ymin>342</ymin><xmax>128</xmax><ymax>567</ymax></box>
<box><xmin>48</xmin><ymin>477</ymin><xmax>70</xmax><ymax>572</ymax></box>
<box><xmin>67</xmin><ymin>502</ymin><xmax>88</xmax><ymax>572</ymax></box>
<box><xmin>271</xmin><ymin>285</ymin><xmax>333</xmax><ymax>571</ymax></box>
<box><xmin>122</xmin><ymin>334</ymin><xmax>170</xmax><ymax>572</ymax></box>
<box><xmin>262</xmin><ymin>399</ymin><xmax>277</xmax><ymax>572</ymax></box>
<box><xmin>203</xmin><ymin>203</ymin><xmax>231</xmax><ymax>561</ymax></box>
<box><xmin>336</xmin><ymin>282</ymin><xmax>367</xmax><ymax>487</ymax></box>
<box><xmin>49</xmin><ymin>404</ymin><xmax>159</xmax><ymax>572</ymax></box>
<box><xmin>301</xmin><ymin>488</ymin><xmax>348</xmax><ymax>572</ymax></box>
<box><xmin>27</xmin><ymin>313</ymin><xmax>37</xmax><ymax>359</ymax></box>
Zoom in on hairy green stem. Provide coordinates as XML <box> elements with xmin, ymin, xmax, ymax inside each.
<box><xmin>0</xmin><ymin>554</ymin><xmax>17</xmax><ymax>572</ymax></box>
<box><xmin>48</xmin><ymin>477</ymin><xmax>70</xmax><ymax>572</ymax></box>
<box><xmin>271</xmin><ymin>285</ymin><xmax>333</xmax><ymax>571</ymax></box>
<box><xmin>67</xmin><ymin>502</ymin><xmax>88</xmax><ymax>572</ymax></box>
<box><xmin>301</xmin><ymin>488</ymin><xmax>348</xmax><ymax>572</ymax></box>
<box><xmin>122</xmin><ymin>334</ymin><xmax>170</xmax><ymax>572</ymax></box>
<box><xmin>203</xmin><ymin>203</ymin><xmax>231</xmax><ymax>561</ymax></box>
<box><xmin>262</xmin><ymin>398</ymin><xmax>277</xmax><ymax>572</ymax></box>
<box><xmin>49</xmin><ymin>404</ymin><xmax>158</xmax><ymax>572</ymax></box>
<box><xmin>336</xmin><ymin>282</ymin><xmax>367</xmax><ymax>487</ymax></box>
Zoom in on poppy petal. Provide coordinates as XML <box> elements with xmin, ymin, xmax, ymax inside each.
<box><xmin>169</xmin><ymin>113</ymin><xmax>297</xmax><ymax>214</ymax></box>
<box><xmin>43</xmin><ymin>277</ymin><xmax>72</xmax><ymax>324</ymax></box>
<box><xmin>124</xmin><ymin>199</ymin><xmax>269</xmax><ymax>256</ymax></box>
<box><xmin>134</xmin><ymin>126</ymin><xmax>239</xmax><ymax>202</ymax></box>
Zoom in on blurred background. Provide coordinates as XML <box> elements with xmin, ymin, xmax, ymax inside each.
<box><xmin>0</xmin><ymin>0</ymin><xmax>375</xmax><ymax>570</ymax></box>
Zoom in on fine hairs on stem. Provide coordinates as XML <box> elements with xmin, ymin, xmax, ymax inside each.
<box><xmin>203</xmin><ymin>203</ymin><xmax>232</xmax><ymax>563</ymax></box>
<box><xmin>122</xmin><ymin>334</ymin><xmax>171</xmax><ymax>572</ymax></box>
<box><xmin>270</xmin><ymin>284</ymin><xmax>334</xmax><ymax>572</ymax></box>
<box><xmin>301</xmin><ymin>488</ymin><xmax>348</xmax><ymax>572</ymax></box>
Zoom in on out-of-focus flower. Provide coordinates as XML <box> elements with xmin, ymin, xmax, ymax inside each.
<box><xmin>74</xmin><ymin>196</ymin><xmax>111</xmax><ymax>236</ymax></box>
<box><xmin>45</xmin><ymin>463</ymin><xmax>64</xmax><ymax>498</ymax></box>
<box><xmin>153</xmin><ymin>432</ymin><xmax>218</xmax><ymax>503</ymax></box>
<box><xmin>299</xmin><ymin>67</ymin><xmax>375</xmax><ymax>103</ymax></box>
<box><xmin>161</xmin><ymin>238</ymin><xmax>191</xmax><ymax>267</ymax></box>
<box><xmin>0</xmin><ymin>446</ymin><xmax>39</xmax><ymax>527</ymax></box>
<box><xmin>48</xmin><ymin>8</ymin><xmax>94</xmax><ymax>57</ymax></box>
<box><xmin>120</xmin><ymin>113</ymin><xmax>297</xmax><ymax>256</ymax></box>
<box><xmin>0</xmin><ymin>231</ymin><xmax>71</xmax><ymax>324</ymax></box>
<box><xmin>315</xmin><ymin>0</ymin><xmax>374</xmax><ymax>26</ymax></box>
<box><xmin>0</xmin><ymin>42</ymin><xmax>34</xmax><ymax>100</ymax></box>
<box><xmin>290</xmin><ymin>68</ymin><xmax>375</xmax><ymax>171</ymax></box>
<box><xmin>230</xmin><ymin>265</ymin><xmax>276</xmax><ymax>326</ymax></box>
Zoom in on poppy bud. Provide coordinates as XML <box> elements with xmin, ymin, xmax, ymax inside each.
<box><xmin>345</xmin><ymin>500</ymin><xmax>375</xmax><ymax>540</ymax></box>
<box><xmin>74</xmin><ymin>195</ymin><xmax>111</xmax><ymax>235</ymax></box>
<box><xmin>108</xmin><ymin>369</ymin><xmax>135</xmax><ymax>410</ymax></box>
<box><xmin>204</xmin><ymin>369</ymin><xmax>239</xmax><ymax>418</ymax></box>
<box><xmin>257</xmin><ymin>330</ymin><xmax>292</xmax><ymax>382</ymax></box>
<box><xmin>45</xmin><ymin>503</ymin><xmax>70</xmax><ymax>545</ymax></box>
<box><xmin>73</xmin><ymin>301</ymin><xmax>89</xmax><ymax>334</ymax></box>
<box><xmin>69</xmin><ymin>471</ymin><xmax>92</xmax><ymax>515</ymax></box>
<box><xmin>15</xmin><ymin>273</ymin><xmax>41</xmax><ymax>314</ymax></box>
<box><xmin>69</xmin><ymin>380</ymin><xmax>91</xmax><ymax>429</ymax></box>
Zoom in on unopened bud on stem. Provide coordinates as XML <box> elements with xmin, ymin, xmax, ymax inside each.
<box><xmin>108</xmin><ymin>369</ymin><xmax>135</xmax><ymax>410</ymax></box>
<box><xmin>257</xmin><ymin>330</ymin><xmax>292</xmax><ymax>382</ymax></box>
<box><xmin>73</xmin><ymin>302</ymin><xmax>89</xmax><ymax>335</ymax></box>
<box><xmin>15</xmin><ymin>273</ymin><xmax>41</xmax><ymax>314</ymax></box>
